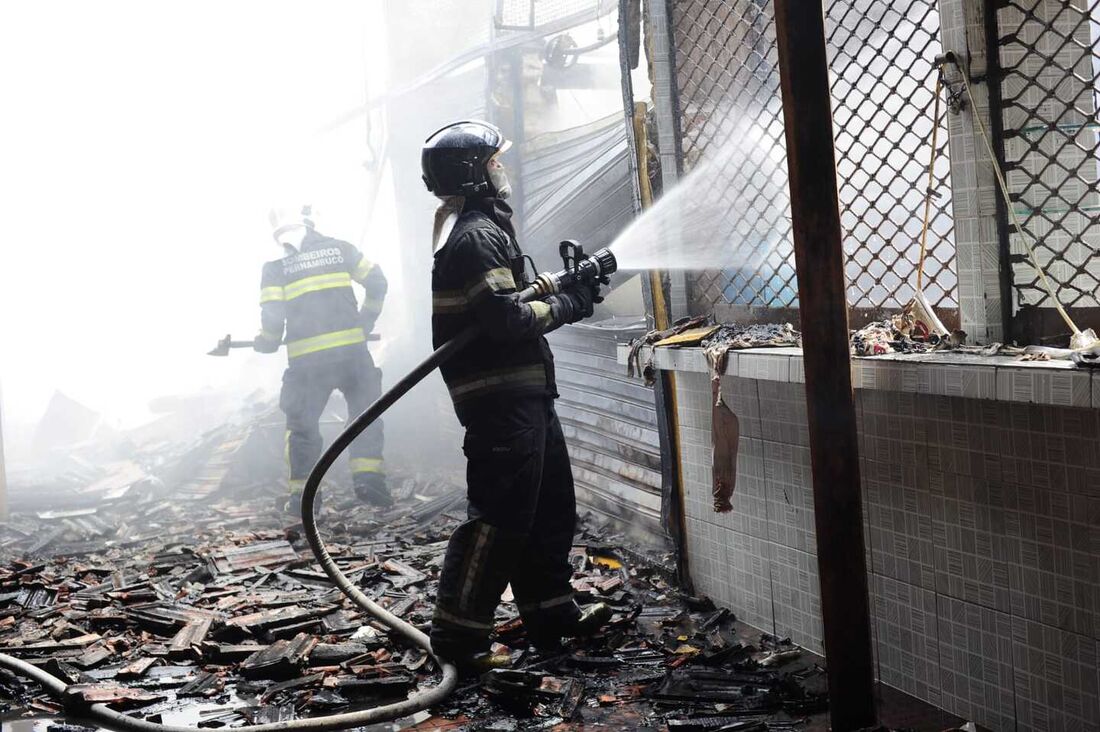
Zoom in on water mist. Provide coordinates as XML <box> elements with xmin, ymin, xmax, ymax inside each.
<box><xmin>609</xmin><ymin>109</ymin><xmax>792</xmax><ymax>277</ymax></box>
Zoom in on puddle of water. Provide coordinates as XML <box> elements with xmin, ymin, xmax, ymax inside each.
<box><xmin>1</xmin><ymin>693</ymin><xmax>247</xmax><ymax>732</ymax></box>
<box><xmin>2</xmin><ymin>701</ymin><xmax>431</xmax><ymax>731</ymax></box>
<box><xmin>2</xmin><ymin>718</ymin><xmax>60</xmax><ymax>732</ymax></box>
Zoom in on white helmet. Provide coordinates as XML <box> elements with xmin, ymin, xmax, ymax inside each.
<box><xmin>268</xmin><ymin>204</ymin><xmax>316</xmax><ymax>245</ymax></box>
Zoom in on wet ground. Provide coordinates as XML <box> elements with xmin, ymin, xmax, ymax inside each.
<box><xmin>0</xmin><ymin>467</ymin><xmax>972</xmax><ymax>731</ymax></box>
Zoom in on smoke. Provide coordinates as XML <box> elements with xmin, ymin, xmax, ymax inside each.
<box><xmin>0</xmin><ymin>1</ymin><xmax>638</xmax><ymax>494</ymax></box>
<box><xmin>0</xmin><ymin>1</ymin><xmax>386</xmax><ymax>460</ymax></box>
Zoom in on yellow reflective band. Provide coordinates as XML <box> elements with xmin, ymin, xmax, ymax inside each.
<box><xmin>530</xmin><ymin>300</ymin><xmax>552</xmax><ymax>328</ymax></box>
<box><xmin>350</xmin><ymin>458</ymin><xmax>384</xmax><ymax>474</ymax></box>
<box><xmin>517</xmin><ymin>593</ymin><xmax>574</xmax><ymax>612</ymax></box>
<box><xmin>433</xmin><ymin>607</ymin><xmax>493</xmax><ymax>631</ymax></box>
<box><xmin>459</xmin><ymin>522</ymin><xmax>494</xmax><ymax>611</ymax></box>
<box><xmin>284</xmin><ymin>430</ymin><xmax>291</xmax><ymax>466</ymax></box>
<box><xmin>354</xmin><ymin>257</ymin><xmax>374</xmax><ymax>281</ymax></box>
<box><xmin>283</xmin><ymin>272</ymin><xmax>352</xmax><ymax>300</ymax></box>
<box><xmin>432</xmin><ymin>289</ymin><xmax>470</xmax><ymax>314</ymax></box>
<box><xmin>362</xmin><ymin>297</ymin><xmax>384</xmax><ymax>313</ymax></box>
<box><xmin>260</xmin><ymin>286</ymin><xmax>285</xmax><ymax>304</ymax></box>
<box><xmin>465</xmin><ymin>267</ymin><xmax>516</xmax><ymax>299</ymax></box>
<box><xmin>448</xmin><ymin>365</ymin><xmax>546</xmax><ymax>401</ymax></box>
<box><xmin>288</xmin><ymin>478</ymin><xmax>305</xmax><ymax>494</ymax></box>
<box><xmin>287</xmin><ymin>328</ymin><xmax>366</xmax><ymax>358</ymax></box>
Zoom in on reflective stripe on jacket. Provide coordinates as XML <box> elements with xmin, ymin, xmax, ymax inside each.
<box><xmin>431</xmin><ymin>203</ymin><xmax>557</xmax><ymax>422</ymax></box>
<box><xmin>258</xmin><ymin>229</ymin><xmax>387</xmax><ymax>365</ymax></box>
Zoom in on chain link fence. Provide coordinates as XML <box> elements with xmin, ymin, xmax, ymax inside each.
<box><xmin>996</xmin><ymin>0</ymin><xmax>1100</xmax><ymax>328</ymax></box>
<box><xmin>668</xmin><ymin>0</ymin><xmax>957</xmax><ymax>323</ymax></box>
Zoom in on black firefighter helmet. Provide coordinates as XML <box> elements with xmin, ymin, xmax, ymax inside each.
<box><xmin>421</xmin><ymin>120</ymin><xmax>511</xmax><ymax>198</ymax></box>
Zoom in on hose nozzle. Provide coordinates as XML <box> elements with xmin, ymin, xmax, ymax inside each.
<box><xmin>522</xmin><ymin>243</ymin><xmax>617</xmax><ymax>301</ymax></box>
<box><xmin>588</xmin><ymin>247</ymin><xmax>618</xmax><ymax>279</ymax></box>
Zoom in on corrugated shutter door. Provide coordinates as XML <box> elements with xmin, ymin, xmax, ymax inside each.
<box><xmin>547</xmin><ymin>320</ymin><xmax>662</xmax><ymax>536</ymax></box>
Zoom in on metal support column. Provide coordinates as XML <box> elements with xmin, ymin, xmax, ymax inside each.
<box><xmin>618</xmin><ymin>0</ymin><xmax>692</xmax><ymax>588</ymax></box>
<box><xmin>937</xmin><ymin>0</ymin><xmax>1009</xmax><ymax>344</ymax></box>
<box><xmin>646</xmin><ymin>0</ymin><xmax>689</xmax><ymax>320</ymax></box>
<box><xmin>635</xmin><ymin>103</ymin><xmax>693</xmax><ymax>591</ymax></box>
<box><xmin>772</xmin><ymin>2</ymin><xmax>875</xmax><ymax>728</ymax></box>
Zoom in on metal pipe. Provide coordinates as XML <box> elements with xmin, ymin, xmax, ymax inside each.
<box><xmin>772</xmin><ymin>1</ymin><xmax>876</xmax><ymax>727</ymax></box>
<box><xmin>647</xmin><ymin>0</ymin><xmax>690</xmax><ymax>321</ymax></box>
<box><xmin>630</xmin><ymin>100</ymin><xmax>693</xmax><ymax>591</ymax></box>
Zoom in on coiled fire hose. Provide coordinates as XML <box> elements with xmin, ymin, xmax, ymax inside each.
<box><xmin>0</xmin><ymin>243</ymin><xmax>615</xmax><ymax>731</ymax></box>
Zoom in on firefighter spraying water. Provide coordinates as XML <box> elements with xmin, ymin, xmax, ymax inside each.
<box><xmin>420</xmin><ymin>120</ymin><xmax>615</xmax><ymax>673</ymax></box>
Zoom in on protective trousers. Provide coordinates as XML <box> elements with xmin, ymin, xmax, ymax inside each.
<box><xmin>280</xmin><ymin>354</ymin><xmax>384</xmax><ymax>494</ymax></box>
<box><xmin>431</xmin><ymin>396</ymin><xmax>580</xmax><ymax>659</ymax></box>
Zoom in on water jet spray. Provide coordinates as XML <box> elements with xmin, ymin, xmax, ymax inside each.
<box><xmin>606</xmin><ymin>109</ymin><xmax>791</xmax><ymax>282</ymax></box>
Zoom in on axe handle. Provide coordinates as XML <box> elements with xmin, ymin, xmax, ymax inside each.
<box><xmin>230</xmin><ymin>335</ymin><xmax>381</xmax><ymax>348</ymax></box>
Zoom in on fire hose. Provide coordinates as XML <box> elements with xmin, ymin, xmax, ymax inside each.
<box><xmin>0</xmin><ymin>243</ymin><xmax>616</xmax><ymax>731</ymax></box>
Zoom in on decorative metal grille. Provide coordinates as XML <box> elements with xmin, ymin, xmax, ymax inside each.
<box><xmin>996</xmin><ymin>0</ymin><xmax>1100</xmax><ymax>311</ymax></box>
<box><xmin>828</xmin><ymin>1</ymin><xmax>957</xmax><ymax>311</ymax></box>
<box><xmin>668</xmin><ymin>0</ymin><xmax>958</xmax><ymax>315</ymax></box>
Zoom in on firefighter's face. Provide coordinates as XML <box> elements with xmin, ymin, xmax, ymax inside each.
<box><xmin>486</xmin><ymin>155</ymin><xmax>512</xmax><ymax>199</ymax></box>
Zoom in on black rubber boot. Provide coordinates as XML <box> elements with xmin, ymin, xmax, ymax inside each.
<box><xmin>354</xmin><ymin>474</ymin><xmax>393</xmax><ymax>508</ymax></box>
<box><xmin>527</xmin><ymin>602</ymin><xmax>613</xmax><ymax>651</ymax></box>
<box><xmin>452</xmin><ymin>650</ymin><xmax>513</xmax><ymax>679</ymax></box>
<box><xmin>282</xmin><ymin>488</ymin><xmax>323</xmax><ymax>517</ymax></box>
<box><xmin>568</xmin><ymin>602</ymin><xmax>613</xmax><ymax>637</ymax></box>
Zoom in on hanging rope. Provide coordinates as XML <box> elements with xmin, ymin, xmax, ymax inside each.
<box><xmin>915</xmin><ymin>69</ymin><xmax>944</xmax><ymax>293</ymax></box>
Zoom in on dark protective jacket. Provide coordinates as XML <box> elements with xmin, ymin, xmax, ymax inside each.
<box><xmin>430</xmin><ymin>200</ymin><xmax>582</xmax><ymax>658</ymax></box>
<box><xmin>431</xmin><ymin>200</ymin><xmax>558</xmax><ymax>422</ymax></box>
<box><xmin>257</xmin><ymin>229</ymin><xmax>386</xmax><ymax>366</ymax></box>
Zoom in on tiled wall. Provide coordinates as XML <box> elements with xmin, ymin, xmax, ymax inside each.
<box><xmin>675</xmin><ymin>371</ymin><xmax>1100</xmax><ymax>731</ymax></box>
<box><xmin>938</xmin><ymin>0</ymin><xmax>1006</xmax><ymax>344</ymax></box>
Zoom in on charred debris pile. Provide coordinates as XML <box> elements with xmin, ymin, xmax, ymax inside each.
<box><xmin>0</xmin><ymin>419</ymin><xmax>828</xmax><ymax>731</ymax></box>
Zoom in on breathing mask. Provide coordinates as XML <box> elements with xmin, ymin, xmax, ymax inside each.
<box><xmin>486</xmin><ymin>156</ymin><xmax>512</xmax><ymax>200</ymax></box>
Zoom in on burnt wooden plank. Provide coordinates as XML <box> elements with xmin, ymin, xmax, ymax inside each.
<box><xmin>168</xmin><ymin>617</ymin><xmax>212</xmax><ymax>661</ymax></box>
<box><xmin>239</xmin><ymin>633</ymin><xmax>317</xmax><ymax>680</ymax></box>
<box><xmin>772</xmin><ymin>1</ymin><xmax>875</xmax><ymax>726</ymax></box>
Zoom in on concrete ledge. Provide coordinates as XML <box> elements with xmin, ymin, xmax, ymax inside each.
<box><xmin>617</xmin><ymin>344</ymin><xmax>1099</xmax><ymax>409</ymax></box>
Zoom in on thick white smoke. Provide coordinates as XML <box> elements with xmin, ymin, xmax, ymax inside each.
<box><xmin>0</xmin><ymin>1</ymin><xmax>389</xmax><ymax>459</ymax></box>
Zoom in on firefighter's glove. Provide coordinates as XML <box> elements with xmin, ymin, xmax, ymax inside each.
<box><xmin>590</xmin><ymin>278</ymin><xmax>608</xmax><ymax>305</ymax></box>
<box><xmin>253</xmin><ymin>334</ymin><xmax>280</xmax><ymax>354</ymax></box>
<box><xmin>569</xmin><ymin>275</ymin><xmax>606</xmax><ymax>306</ymax></box>
<box><xmin>548</xmin><ymin>287</ymin><xmax>594</xmax><ymax>326</ymax></box>
<box><xmin>359</xmin><ymin>300</ymin><xmax>383</xmax><ymax>334</ymax></box>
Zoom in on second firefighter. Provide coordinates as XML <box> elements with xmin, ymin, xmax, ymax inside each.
<box><xmin>255</xmin><ymin>205</ymin><xmax>392</xmax><ymax>510</ymax></box>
